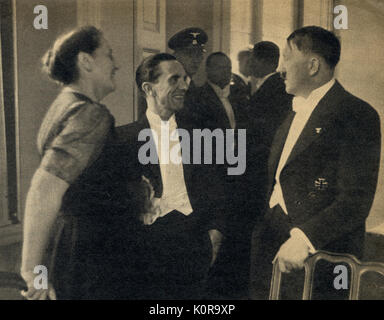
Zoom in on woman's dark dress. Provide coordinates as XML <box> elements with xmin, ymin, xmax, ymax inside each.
<box><xmin>37</xmin><ymin>89</ymin><xmax>140</xmax><ymax>299</ymax></box>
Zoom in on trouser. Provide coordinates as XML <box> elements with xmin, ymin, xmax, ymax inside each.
<box><xmin>206</xmin><ymin>175</ymin><xmax>260</xmax><ymax>299</ymax></box>
<box><xmin>249</xmin><ymin>205</ymin><xmax>349</xmax><ymax>300</ymax></box>
<box><xmin>129</xmin><ymin>210</ymin><xmax>212</xmax><ymax>300</ymax></box>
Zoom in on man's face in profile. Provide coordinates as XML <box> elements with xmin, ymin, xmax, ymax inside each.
<box><xmin>280</xmin><ymin>41</ymin><xmax>310</xmax><ymax>96</ymax></box>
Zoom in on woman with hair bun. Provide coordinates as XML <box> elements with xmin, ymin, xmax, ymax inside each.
<box><xmin>20</xmin><ymin>26</ymin><xmax>124</xmax><ymax>299</ymax></box>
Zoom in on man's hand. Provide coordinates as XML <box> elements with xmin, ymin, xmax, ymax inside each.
<box><xmin>208</xmin><ymin>229</ymin><xmax>223</xmax><ymax>267</ymax></box>
<box><xmin>273</xmin><ymin>236</ymin><xmax>310</xmax><ymax>273</ymax></box>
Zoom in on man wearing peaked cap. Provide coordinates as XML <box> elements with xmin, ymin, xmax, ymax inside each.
<box><xmin>169</xmin><ymin>27</ymin><xmax>209</xmax><ymax>127</ymax></box>
<box><xmin>168</xmin><ymin>27</ymin><xmax>208</xmax><ymax>82</ymax></box>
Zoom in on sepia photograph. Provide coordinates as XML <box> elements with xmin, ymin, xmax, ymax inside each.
<box><xmin>0</xmin><ymin>0</ymin><xmax>383</xmax><ymax>307</ymax></box>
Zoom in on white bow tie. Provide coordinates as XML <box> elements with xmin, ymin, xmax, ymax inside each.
<box><xmin>292</xmin><ymin>97</ymin><xmax>309</xmax><ymax>114</ymax></box>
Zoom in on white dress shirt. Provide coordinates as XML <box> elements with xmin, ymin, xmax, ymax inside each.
<box><xmin>208</xmin><ymin>81</ymin><xmax>236</xmax><ymax>129</ymax></box>
<box><xmin>146</xmin><ymin>108</ymin><xmax>193</xmax><ymax>217</ymax></box>
<box><xmin>269</xmin><ymin>79</ymin><xmax>335</xmax><ymax>251</ymax></box>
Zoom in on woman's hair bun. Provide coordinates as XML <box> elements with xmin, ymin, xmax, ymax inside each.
<box><xmin>41</xmin><ymin>26</ymin><xmax>102</xmax><ymax>85</ymax></box>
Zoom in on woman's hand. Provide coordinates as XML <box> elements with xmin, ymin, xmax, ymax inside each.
<box><xmin>20</xmin><ymin>270</ymin><xmax>57</xmax><ymax>300</ymax></box>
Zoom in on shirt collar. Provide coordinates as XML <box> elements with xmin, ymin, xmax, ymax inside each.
<box><xmin>146</xmin><ymin>107</ymin><xmax>177</xmax><ymax>130</ymax></box>
<box><xmin>292</xmin><ymin>78</ymin><xmax>335</xmax><ymax>114</ymax></box>
<box><xmin>208</xmin><ymin>81</ymin><xmax>230</xmax><ymax>98</ymax></box>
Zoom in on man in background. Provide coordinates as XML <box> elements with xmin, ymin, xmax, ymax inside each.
<box><xmin>168</xmin><ymin>27</ymin><xmax>208</xmax><ymax>89</ymax></box>
<box><xmin>246</xmin><ymin>42</ymin><xmax>293</xmax><ymax>237</ymax></box>
<box><xmin>189</xmin><ymin>52</ymin><xmax>251</xmax><ymax>298</ymax></box>
<box><xmin>168</xmin><ymin>27</ymin><xmax>208</xmax><ymax>125</ymax></box>
<box><xmin>248</xmin><ymin>41</ymin><xmax>292</xmax><ymax>149</ymax></box>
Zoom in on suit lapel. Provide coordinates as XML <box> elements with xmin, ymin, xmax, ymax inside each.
<box><xmin>284</xmin><ymin>81</ymin><xmax>344</xmax><ymax>168</ymax></box>
<box><xmin>138</xmin><ymin>116</ymin><xmax>163</xmax><ymax>197</ymax></box>
<box><xmin>175</xmin><ymin>113</ymin><xmax>194</xmax><ymax>184</ymax></box>
<box><xmin>268</xmin><ymin>110</ymin><xmax>296</xmax><ymax>188</ymax></box>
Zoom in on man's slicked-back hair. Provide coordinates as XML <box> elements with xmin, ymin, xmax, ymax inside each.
<box><xmin>135</xmin><ymin>53</ymin><xmax>177</xmax><ymax>93</ymax></box>
<box><xmin>252</xmin><ymin>41</ymin><xmax>280</xmax><ymax>70</ymax></box>
<box><xmin>287</xmin><ymin>26</ymin><xmax>341</xmax><ymax>69</ymax></box>
<box><xmin>206</xmin><ymin>51</ymin><xmax>230</xmax><ymax>68</ymax></box>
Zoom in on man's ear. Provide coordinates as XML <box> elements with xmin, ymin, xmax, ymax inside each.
<box><xmin>77</xmin><ymin>52</ymin><xmax>93</xmax><ymax>73</ymax></box>
<box><xmin>142</xmin><ymin>82</ymin><xmax>155</xmax><ymax>97</ymax></box>
<box><xmin>308</xmin><ymin>56</ymin><xmax>320</xmax><ymax>76</ymax></box>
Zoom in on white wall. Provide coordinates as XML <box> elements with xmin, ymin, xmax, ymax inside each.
<box><xmin>334</xmin><ymin>0</ymin><xmax>384</xmax><ymax>229</ymax></box>
<box><xmin>15</xmin><ymin>0</ymin><xmax>78</xmax><ymax>219</ymax></box>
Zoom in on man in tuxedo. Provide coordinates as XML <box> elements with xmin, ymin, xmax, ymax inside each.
<box><xmin>187</xmin><ymin>52</ymin><xmax>251</xmax><ymax>298</ymax></box>
<box><xmin>115</xmin><ymin>53</ymin><xmax>224</xmax><ymax>299</ymax></box>
<box><xmin>169</xmin><ymin>27</ymin><xmax>208</xmax><ymax>123</ymax></box>
<box><xmin>189</xmin><ymin>52</ymin><xmax>248</xmax><ymax>130</ymax></box>
<box><xmin>249</xmin><ymin>26</ymin><xmax>381</xmax><ymax>299</ymax></box>
<box><xmin>246</xmin><ymin>42</ymin><xmax>293</xmax><ymax>256</ymax></box>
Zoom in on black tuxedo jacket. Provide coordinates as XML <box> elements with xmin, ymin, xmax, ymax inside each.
<box><xmin>114</xmin><ymin>114</ymin><xmax>226</xmax><ymax>233</ymax></box>
<box><xmin>183</xmin><ymin>82</ymin><xmax>249</xmax><ymax>130</ymax></box>
<box><xmin>266</xmin><ymin>81</ymin><xmax>381</xmax><ymax>258</ymax></box>
<box><xmin>246</xmin><ymin>74</ymin><xmax>292</xmax><ymax>219</ymax></box>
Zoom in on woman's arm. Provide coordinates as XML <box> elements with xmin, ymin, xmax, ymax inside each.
<box><xmin>21</xmin><ymin>168</ymin><xmax>69</xmax><ymax>299</ymax></box>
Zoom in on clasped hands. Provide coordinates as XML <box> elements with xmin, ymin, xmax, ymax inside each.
<box><xmin>273</xmin><ymin>235</ymin><xmax>311</xmax><ymax>273</ymax></box>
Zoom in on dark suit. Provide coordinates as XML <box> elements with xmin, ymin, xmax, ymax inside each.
<box><xmin>250</xmin><ymin>81</ymin><xmax>381</xmax><ymax>299</ymax></box>
<box><xmin>184</xmin><ymin>82</ymin><xmax>249</xmax><ymax>130</ymax></box>
<box><xmin>183</xmin><ymin>82</ymin><xmax>253</xmax><ymax>298</ymax></box>
<box><xmin>248</xmin><ymin>72</ymin><xmax>292</xmax><ymax>150</ymax></box>
<box><xmin>113</xmin><ymin>114</ymin><xmax>225</xmax><ymax>299</ymax></box>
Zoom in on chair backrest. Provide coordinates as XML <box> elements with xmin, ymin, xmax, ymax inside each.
<box><xmin>269</xmin><ymin>250</ymin><xmax>384</xmax><ymax>300</ymax></box>
<box><xmin>0</xmin><ymin>272</ymin><xmax>27</xmax><ymax>300</ymax></box>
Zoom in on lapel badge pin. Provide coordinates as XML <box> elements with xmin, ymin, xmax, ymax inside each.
<box><xmin>315</xmin><ymin>128</ymin><xmax>322</xmax><ymax>134</ymax></box>
<box><xmin>315</xmin><ymin>178</ymin><xmax>328</xmax><ymax>190</ymax></box>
